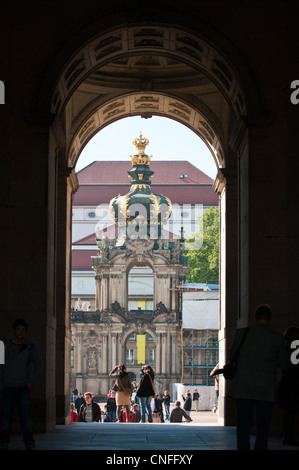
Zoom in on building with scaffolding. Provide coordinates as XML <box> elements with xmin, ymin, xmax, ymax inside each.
<box><xmin>170</xmin><ymin>283</ymin><xmax>219</xmax><ymax>410</ymax></box>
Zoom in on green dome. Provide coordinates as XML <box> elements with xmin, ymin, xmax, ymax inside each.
<box><xmin>109</xmin><ymin>133</ymin><xmax>172</xmax><ymax>239</ymax></box>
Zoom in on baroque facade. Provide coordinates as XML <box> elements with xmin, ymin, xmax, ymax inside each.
<box><xmin>71</xmin><ymin>134</ymin><xmax>188</xmax><ymax>395</ymax></box>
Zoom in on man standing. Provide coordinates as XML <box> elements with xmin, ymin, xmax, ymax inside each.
<box><xmin>228</xmin><ymin>304</ymin><xmax>289</xmax><ymax>450</ymax></box>
<box><xmin>75</xmin><ymin>392</ymin><xmax>85</xmax><ymax>415</ymax></box>
<box><xmin>78</xmin><ymin>392</ymin><xmax>101</xmax><ymax>422</ymax></box>
<box><xmin>0</xmin><ymin>318</ymin><xmax>43</xmax><ymax>450</ymax></box>
<box><xmin>193</xmin><ymin>389</ymin><xmax>200</xmax><ymax>412</ymax></box>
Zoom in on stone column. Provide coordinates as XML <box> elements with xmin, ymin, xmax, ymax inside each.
<box><xmin>155</xmin><ymin>333</ymin><xmax>161</xmax><ymax>374</ymax></box>
<box><xmin>171</xmin><ymin>333</ymin><xmax>176</xmax><ymax>375</ymax></box>
<box><xmin>161</xmin><ymin>333</ymin><xmax>167</xmax><ymax>374</ymax></box>
<box><xmin>95</xmin><ymin>275</ymin><xmax>101</xmax><ymax>310</ymax></box>
<box><xmin>56</xmin><ymin>165</ymin><xmax>79</xmax><ymax>425</ymax></box>
<box><xmin>111</xmin><ymin>333</ymin><xmax>117</xmax><ymax>369</ymax></box>
<box><xmin>104</xmin><ymin>274</ymin><xmax>110</xmax><ymax>310</ymax></box>
<box><xmin>166</xmin><ymin>332</ymin><xmax>171</xmax><ymax>375</ymax></box>
<box><xmin>102</xmin><ymin>333</ymin><xmax>108</xmax><ymax>374</ymax></box>
<box><xmin>171</xmin><ymin>276</ymin><xmax>176</xmax><ymax>311</ymax></box>
<box><xmin>76</xmin><ymin>329</ymin><xmax>84</xmax><ymax>375</ymax></box>
<box><xmin>118</xmin><ymin>334</ymin><xmax>123</xmax><ymax>364</ymax></box>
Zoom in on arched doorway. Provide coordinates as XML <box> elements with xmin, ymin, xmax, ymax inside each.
<box><xmin>48</xmin><ymin>22</ymin><xmax>251</xmax><ymax>426</ymax></box>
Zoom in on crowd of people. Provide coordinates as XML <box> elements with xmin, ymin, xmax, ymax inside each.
<box><xmin>71</xmin><ymin>391</ymin><xmax>195</xmax><ymax>424</ymax></box>
<box><xmin>69</xmin><ymin>305</ymin><xmax>299</xmax><ymax>451</ymax></box>
<box><xmin>71</xmin><ymin>366</ymin><xmax>198</xmax><ymax>424</ymax></box>
<box><xmin>1</xmin><ymin>305</ymin><xmax>299</xmax><ymax>451</ymax></box>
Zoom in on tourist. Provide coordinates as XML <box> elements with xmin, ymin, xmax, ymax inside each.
<box><xmin>132</xmin><ymin>404</ymin><xmax>141</xmax><ymax>423</ymax></box>
<box><xmin>71</xmin><ymin>403</ymin><xmax>78</xmax><ymax>422</ymax></box>
<box><xmin>228</xmin><ymin>304</ymin><xmax>289</xmax><ymax>450</ymax></box>
<box><xmin>0</xmin><ymin>318</ymin><xmax>43</xmax><ymax>450</ymax></box>
<box><xmin>78</xmin><ymin>392</ymin><xmax>101</xmax><ymax>422</ymax></box>
<box><xmin>136</xmin><ymin>365</ymin><xmax>155</xmax><ymax>423</ymax></box>
<box><xmin>162</xmin><ymin>390</ymin><xmax>171</xmax><ymax>421</ymax></box>
<box><xmin>182</xmin><ymin>392</ymin><xmax>192</xmax><ymax>421</ymax></box>
<box><xmin>153</xmin><ymin>394</ymin><xmax>164</xmax><ymax>422</ymax></box>
<box><xmin>170</xmin><ymin>401</ymin><xmax>193</xmax><ymax>423</ymax></box>
<box><xmin>109</xmin><ymin>364</ymin><xmax>132</xmax><ymax>422</ymax></box>
<box><xmin>121</xmin><ymin>406</ymin><xmax>133</xmax><ymax>422</ymax></box>
<box><xmin>193</xmin><ymin>389</ymin><xmax>200</xmax><ymax>412</ymax></box>
<box><xmin>106</xmin><ymin>391</ymin><xmax>117</xmax><ymax>422</ymax></box>
<box><xmin>75</xmin><ymin>392</ymin><xmax>85</xmax><ymax>415</ymax></box>
<box><xmin>101</xmin><ymin>405</ymin><xmax>109</xmax><ymax>422</ymax></box>
<box><xmin>72</xmin><ymin>386</ymin><xmax>78</xmax><ymax>403</ymax></box>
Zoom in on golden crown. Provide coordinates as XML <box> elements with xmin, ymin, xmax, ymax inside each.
<box><xmin>133</xmin><ymin>132</ymin><xmax>149</xmax><ymax>155</ymax></box>
<box><xmin>130</xmin><ymin>132</ymin><xmax>152</xmax><ymax>165</ymax></box>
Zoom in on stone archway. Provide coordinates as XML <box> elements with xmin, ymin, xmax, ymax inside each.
<box><xmin>48</xmin><ymin>22</ymin><xmax>252</xmax><ymax>427</ymax></box>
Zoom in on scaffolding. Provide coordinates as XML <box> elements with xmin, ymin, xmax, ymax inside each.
<box><xmin>180</xmin><ymin>283</ymin><xmax>219</xmax><ymax>385</ymax></box>
<box><xmin>182</xmin><ymin>329</ymin><xmax>218</xmax><ymax>385</ymax></box>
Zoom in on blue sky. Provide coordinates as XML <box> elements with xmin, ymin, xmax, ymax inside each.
<box><xmin>75</xmin><ymin>116</ymin><xmax>217</xmax><ymax>179</ymax></box>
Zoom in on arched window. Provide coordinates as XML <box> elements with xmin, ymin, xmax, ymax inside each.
<box><xmin>127</xmin><ymin>266</ymin><xmax>154</xmax><ymax>311</ymax></box>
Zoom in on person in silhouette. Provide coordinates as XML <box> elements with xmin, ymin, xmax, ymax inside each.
<box><xmin>0</xmin><ymin>318</ymin><xmax>43</xmax><ymax>450</ymax></box>
<box><xmin>228</xmin><ymin>304</ymin><xmax>289</xmax><ymax>450</ymax></box>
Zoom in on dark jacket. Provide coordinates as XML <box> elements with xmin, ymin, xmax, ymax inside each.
<box><xmin>78</xmin><ymin>401</ymin><xmax>101</xmax><ymax>422</ymax></box>
<box><xmin>0</xmin><ymin>339</ymin><xmax>43</xmax><ymax>388</ymax></box>
<box><xmin>75</xmin><ymin>395</ymin><xmax>85</xmax><ymax>413</ymax></box>
<box><xmin>132</xmin><ymin>410</ymin><xmax>141</xmax><ymax>422</ymax></box>
<box><xmin>163</xmin><ymin>394</ymin><xmax>171</xmax><ymax>406</ymax></box>
<box><xmin>154</xmin><ymin>397</ymin><xmax>163</xmax><ymax>412</ymax></box>
<box><xmin>170</xmin><ymin>406</ymin><xmax>191</xmax><ymax>422</ymax></box>
<box><xmin>107</xmin><ymin>396</ymin><xmax>117</xmax><ymax>412</ymax></box>
<box><xmin>136</xmin><ymin>372</ymin><xmax>155</xmax><ymax>397</ymax></box>
<box><xmin>182</xmin><ymin>395</ymin><xmax>192</xmax><ymax>411</ymax></box>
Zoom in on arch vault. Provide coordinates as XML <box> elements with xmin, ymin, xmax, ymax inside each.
<box><xmin>48</xmin><ymin>23</ymin><xmax>250</xmax><ymax>427</ymax></box>
<box><xmin>4</xmin><ymin>2</ymin><xmax>296</xmax><ymax>436</ymax></box>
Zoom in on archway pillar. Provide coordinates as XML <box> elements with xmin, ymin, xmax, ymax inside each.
<box><xmin>214</xmin><ymin>166</ymin><xmax>239</xmax><ymax>426</ymax></box>
<box><xmin>55</xmin><ymin>164</ymin><xmax>79</xmax><ymax>424</ymax></box>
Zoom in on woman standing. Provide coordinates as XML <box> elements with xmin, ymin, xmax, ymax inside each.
<box><xmin>136</xmin><ymin>365</ymin><xmax>155</xmax><ymax>423</ymax></box>
<box><xmin>109</xmin><ymin>364</ymin><xmax>132</xmax><ymax>422</ymax></box>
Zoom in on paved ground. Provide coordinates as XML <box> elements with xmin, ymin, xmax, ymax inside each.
<box><xmin>6</xmin><ymin>411</ymin><xmax>299</xmax><ymax>453</ymax></box>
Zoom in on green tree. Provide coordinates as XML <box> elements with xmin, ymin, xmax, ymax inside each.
<box><xmin>185</xmin><ymin>206</ymin><xmax>219</xmax><ymax>283</ymax></box>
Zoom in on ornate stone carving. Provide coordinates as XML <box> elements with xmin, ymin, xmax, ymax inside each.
<box><xmin>154</xmin><ymin>301</ymin><xmax>169</xmax><ymax>314</ymax></box>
